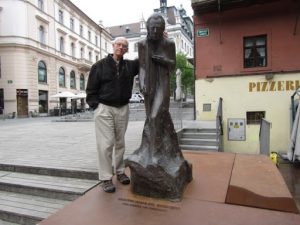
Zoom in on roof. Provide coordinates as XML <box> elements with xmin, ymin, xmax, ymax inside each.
<box><xmin>192</xmin><ymin>0</ymin><xmax>280</xmax><ymax>14</ymax></box>
<box><xmin>108</xmin><ymin>23</ymin><xmax>142</xmax><ymax>38</ymax></box>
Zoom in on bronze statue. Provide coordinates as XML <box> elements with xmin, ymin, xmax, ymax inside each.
<box><xmin>125</xmin><ymin>13</ymin><xmax>192</xmax><ymax>201</ymax></box>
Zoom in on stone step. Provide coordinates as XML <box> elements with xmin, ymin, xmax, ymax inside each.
<box><xmin>0</xmin><ymin>163</ymin><xmax>98</xmax><ymax>180</ymax></box>
<box><xmin>0</xmin><ymin>190</ymin><xmax>70</xmax><ymax>225</ymax></box>
<box><xmin>180</xmin><ymin>144</ymin><xmax>219</xmax><ymax>151</ymax></box>
<box><xmin>182</xmin><ymin>128</ymin><xmax>217</xmax><ymax>133</ymax></box>
<box><xmin>180</xmin><ymin>138</ymin><xmax>218</xmax><ymax>146</ymax></box>
<box><xmin>0</xmin><ymin>220</ymin><xmax>19</xmax><ymax>225</ymax></box>
<box><xmin>0</xmin><ymin>171</ymin><xmax>99</xmax><ymax>201</ymax></box>
<box><xmin>181</xmin><ymin>132</ymin><xmax>217</xmax><ymax>139</ymax></box>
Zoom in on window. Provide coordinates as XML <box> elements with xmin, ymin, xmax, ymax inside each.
<box><xmin>59</xmin><ymin>67</ymin><xmax>65</xmax><ymax>87</ymax></box>
<box><xmin>59</xmin><ymin>37</ymin><xmax>64</xmax><ymax>53</ymax></box>
<box><xmin>38</xmin><ymin>0</ymin><xmax>44</xmax><ymax>11</ymax></box>
<box><xmin>38</xmin><ymin>60</ymin><xmax>47</xmax><ymax>83</ymax></box>
<box><xmin>70</xmin><ymin>71</ymin><xmax>76</xmax><ymax>89</ymax></box>
<box><xmin>71</xmin><ymin>42</ymin><xmax>75</xmax><ymax>57</ymax></box>
<box><xmin>80</xmin><ymin>47</ymin><xmax>84</xmax><ymax>59</ymax></box>
<box><xmin>203</xmin><ymin>103</ymin><xmax>211</xmax><ymax>112</ymax></box>
<box><xmin>39</xmin><ymin>25</ymin><xmax>45</xmax><ymax>44</ymax></box>
<box><xmin>70</xmin><ymin>18</ymin><xmax>74</xmax><ymax>31</ymax></box>
<box><xmin>58</xmin><ymin>10</ymin><xmax>64</xmax><ymax>24</ymax></box>
<box><xmin>134</xmin><ymin>43</ymin><xmax>138</xmax><ymax>52</ymax></box>
<box><xmin>88</xmin><ymin>52</ymin><xmax>92</xmax><ymax>61</ymax></box>
<box><xmin>39</xmin><ymin>90</ymin><xmax>48</xmax><ymax>113</ymax></box>
<box><xmin>244</xmin><ymin>35</ymin><xmax>267</xmax><ymax>68</ymax></box>
<box><xmin>95</xmin><ymin>36</ymin><xmax>98</xmax><ymax>46</ymax></box>
<box><xmin>80</xmin><ymin>25</ymin><xmax>83</xmax><ymax>36</ymax></box>
<box><xmin>246</xmin><ymin>111</ymin><xmax>265</xmax><ymax>125</ymax></box>
<box><xmin>88</xmin><ymin>31</ymin><xmax>91</xmax><ymax>41</ymax></box>
<box><xmin>95</xmin><ymin>55</ymin><xmax>99</xmax><ymax>62</ymax></box>
<box><xmin>80</xmin><ymin>74</ymin><xmax>85</xmax><ymax>90</ymax></box>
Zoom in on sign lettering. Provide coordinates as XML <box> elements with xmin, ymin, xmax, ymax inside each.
<box><xmin>249</xmin><ymin>80</ymin><xmax>300</xmax><ymax>92</ymax></box>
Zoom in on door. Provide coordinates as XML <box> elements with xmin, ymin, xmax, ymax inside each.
<box><xmin>17</xmin><ymin>89</ymin><xmax>28</xmax><ymax>117</ymax></box>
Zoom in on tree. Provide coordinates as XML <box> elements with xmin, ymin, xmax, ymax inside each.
<box><xmin>170</xmin><ymin>53</ymin><xmax>194</xmax><ymax>99</ymax></box>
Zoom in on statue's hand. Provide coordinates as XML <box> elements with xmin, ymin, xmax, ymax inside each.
<box><xmin>151</xmin><ymin>55</ymin><xmax>163</xmax><ymax>63</ymax></box>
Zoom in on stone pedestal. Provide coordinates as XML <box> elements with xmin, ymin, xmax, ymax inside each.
<box><xmin>40</xmin><ymin>152</ymin><xmax>300</xmax><ymax>225</ymax></box>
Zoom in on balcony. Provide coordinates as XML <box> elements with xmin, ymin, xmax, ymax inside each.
<box><xmin>78</xmin><ymin>58</ymin><xmax>92</xmax><ymax>71</ymax></box>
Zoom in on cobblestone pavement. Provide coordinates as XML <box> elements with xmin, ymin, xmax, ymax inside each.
<box><xmin>0</xmin><ymin>117</ymin><xmax>144</xmax><ymax>173</ymax></box>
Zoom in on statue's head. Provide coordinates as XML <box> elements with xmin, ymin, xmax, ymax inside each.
<box><xmin>146</xmin><ymin>13</ymin><xmax>165</xmax><ymax>41</ymax></box>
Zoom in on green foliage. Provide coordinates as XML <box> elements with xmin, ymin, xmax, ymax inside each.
<box><xmin>170</xmin><ymin>53</ymin><xmax>194</xmax><ymax>97</ymax></box>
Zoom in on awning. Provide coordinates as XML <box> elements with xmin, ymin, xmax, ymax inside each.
<box><xmin>72</xmin><ymin>92</ymin><xmax>87</xmax><ymax>99</ymax></box>
<box><xmin>50</xmin><ymin>91</ymin><xmax>76</xmax><ymax>98</ymax></box>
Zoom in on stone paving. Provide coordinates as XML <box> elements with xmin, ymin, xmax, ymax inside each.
<box><xmin>0</xmin><ymin>116</ymin><xmax>144</xmax><ymax>173</ymax></box>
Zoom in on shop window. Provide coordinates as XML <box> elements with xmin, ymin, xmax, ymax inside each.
<box><xmin>80</xmin><ymin>74</ymin><xmax>85</xmax><ymax>90</ymax></box>
<box><xmin>246</xmin><ymin>111</ymin><xmax>265</xmax><ymax>125</ymax></box>
<box><xmin>244</xmin><ymin>35</ymin><xmax>267</xmax><ymax>68</ymax></box>
<box><xmin>59</xmin><ymin>67</ymin><xmax>65</xmax><ymax>87</ymax></box>
<box><xmin>38</xmin><ymin>90</ymin><xmax>48</xmax><ymax>113</ymax></box>
<box><xmin>70</xmin><ymin>71</ymin><xmax>76</xmax><ymax>89</ymax></box>
<box><xmin>38</xmin><ymin>60</ymin><xmax>47</xmax><ymax>83</ymax></box>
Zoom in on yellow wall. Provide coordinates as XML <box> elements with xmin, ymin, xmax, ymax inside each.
<box><xmin>195</xmin><ymin>73</ymin><xmax>300</xmax><ymax>154</ymax></box>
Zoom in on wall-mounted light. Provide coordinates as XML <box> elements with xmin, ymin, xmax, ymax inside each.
<box><xmin>265</xmin><ymin>73</ymin><xmax>274</xmax><ymax>80</ymax></box>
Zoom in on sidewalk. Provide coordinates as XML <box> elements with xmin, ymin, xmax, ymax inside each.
<box><xmin>0</xmin><ymin>117</ymin><xmax>144</xmax><ymax>173</ymax></box>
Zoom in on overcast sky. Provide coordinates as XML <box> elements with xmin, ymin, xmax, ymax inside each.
<box><xmin>70</xmin><ymin>0</ymin><xmax>194</xmax><ymax>27</ymax></box>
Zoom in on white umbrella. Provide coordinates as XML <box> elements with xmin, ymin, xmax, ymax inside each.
<box><xmin>71</xmin><ymin>92</ymin><xmax>87</xmax><ymax>99</ymax></box>
<box><xmin>50</xmin><ymin>91</ymin><xmax>76</xmax><ymax>98</ymax></box>
<box><xmin>288</xmin><ymin>102</ymin><xmax>300</xmax><ymax>161</ymax></box>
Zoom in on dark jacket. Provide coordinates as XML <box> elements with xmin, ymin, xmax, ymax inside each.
<box><xmin>86</xmin><ymin>54</ymin><xmax>139</xmax><ymax>109</ymax></box>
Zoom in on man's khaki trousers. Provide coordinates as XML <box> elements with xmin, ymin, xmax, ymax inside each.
<box><xmin>94</xmin><ymin>103</ymin><xmax>129</xmax><ymax>181</ymax></box>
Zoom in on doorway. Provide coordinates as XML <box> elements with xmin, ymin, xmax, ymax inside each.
<box><xmin>17</xmin><ymin>89</ymin><xmax>28</xmax><ymax>117</ymax></box>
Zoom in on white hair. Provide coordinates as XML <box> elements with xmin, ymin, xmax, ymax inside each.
<box><xmin>112</xmin><ymin>37</ymin><xmax>128</xmax><ymax>44</ymax></box>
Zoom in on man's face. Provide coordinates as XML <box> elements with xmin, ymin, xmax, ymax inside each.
<box><xmin>148</xmin><ymin>18</ymin><xmax>164</xmax><ymax>41</ymax></box>
<box><xmin>113</xmin><ymin>39</ymin><xmax>128</xmax><ymax>57</ymax></box>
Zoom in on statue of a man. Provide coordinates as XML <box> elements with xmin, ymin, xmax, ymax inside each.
<box><xmin>126</xmin><ymin>13</ymin><xmax>192</xmax><ymax>201</ymax></box>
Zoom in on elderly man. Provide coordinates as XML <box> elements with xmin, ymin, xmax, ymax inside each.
<box><xmin>86</xmin><ymin>37</ymin><xmax>139</xmax><ymax>193</ymax></box>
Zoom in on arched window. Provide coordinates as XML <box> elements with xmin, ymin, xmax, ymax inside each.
<box><xmin>59</xmin><ymin>37</ymin><xmax>64</xmax><ymax>53</ymax></box>
<box><xmin>71</xmin><ymin>42</ymin><xmax>75</xmax><ymax>57</ymax></box>
<box><xmin>39</xmin><ymin>26</ymin><xmax>45</xmax><ymax>44</ymax></box>
<box><xmin>59</xmin><ymin>67</ymin><xmax>65</xmax><ymax>87</ymax></box>
<box><xmin>38</xmin><ymin>0</ymin><xmax>44</xmax><ymax>11</ymax></box>
<box><xmin>70</xmin><ymin>71</ymin><xmax>76</xmax><ymax>89</ymax></box>
<box><xmin>38</xmin><ymin>60</ymin><xmax>47</xmax><ymax>83</ymax></box>
<box><xmin>80</xmin><ymin>74</ymin><xmax>85</xmax><ymax>90</ymax></box>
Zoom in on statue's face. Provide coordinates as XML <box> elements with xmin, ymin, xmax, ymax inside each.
<box><xmin>148</xmin><ymin>18</ymin><xmax>164</xmax><ymax>41</ymax></box>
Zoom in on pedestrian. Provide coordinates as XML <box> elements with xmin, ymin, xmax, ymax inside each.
<box><xmin>86</xmin><ymin>37</ymin><xmax>139</xmax><ymax>193</ymax></box>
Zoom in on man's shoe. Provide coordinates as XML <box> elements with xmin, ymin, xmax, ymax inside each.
<box><xmin>117</xmin><ymin>173</ymin><xmax>130</xmax><ymax>185</ymax></box>
<box><xmin>100</xmin><ymin>180</ymin><xmax>115</xmax><ymax>193</ymax></box>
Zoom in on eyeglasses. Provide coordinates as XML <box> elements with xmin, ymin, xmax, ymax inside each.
<box><xmin>115</xmin><ymin>43</ymin><xmax>128</xmax><ymax>49</ymax></box>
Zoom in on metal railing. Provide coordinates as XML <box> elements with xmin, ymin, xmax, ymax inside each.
<box><xmin>216</xmin><ymin>97</ymin><xmax>224</xmax><ymax>151</ymax></box>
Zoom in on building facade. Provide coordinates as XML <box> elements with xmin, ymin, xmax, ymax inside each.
<box><xmin>108</xmin><ymin>0</ymin><xmax>194</xmax><ymax>60</ymax></box>
<box><xmin>0</xmin><ymin>0</ymin><xmax>112</xmax><ymax>117</ymax></box>
<box><xmin>192</xmin><ymin>0</ymin><xmax>300</xmax><ymax>154</ymax></box>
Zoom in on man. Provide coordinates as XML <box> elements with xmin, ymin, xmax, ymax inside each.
<box><xmin>86</xmin><ymin>37</ymin><xmax>139</xmax><ymax>193</ymax></box>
